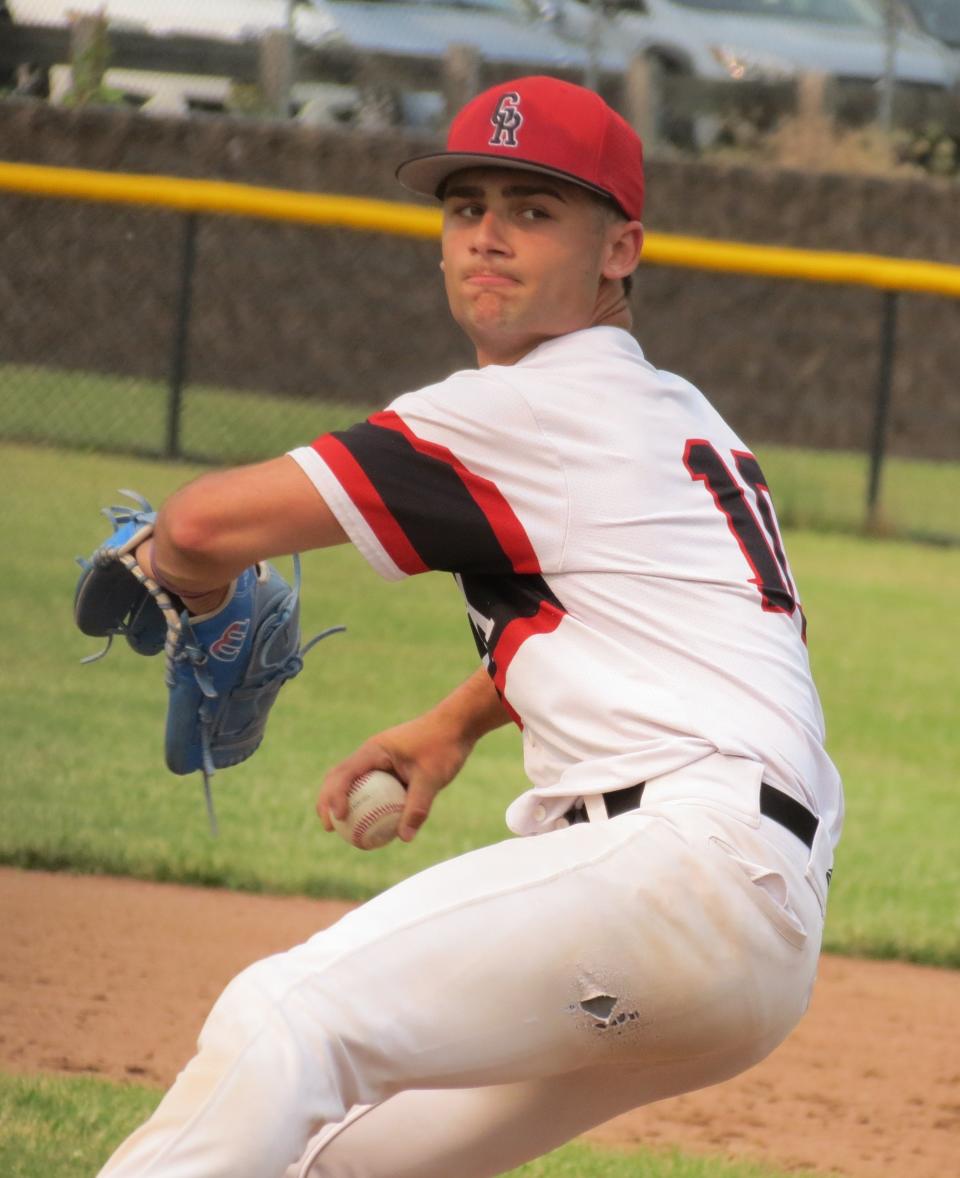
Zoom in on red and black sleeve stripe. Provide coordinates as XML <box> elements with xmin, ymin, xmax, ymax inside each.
<box><xmin>312</xmin><ymin>410</ymin><xmax>542</xmax><ymax>577</ymax></box>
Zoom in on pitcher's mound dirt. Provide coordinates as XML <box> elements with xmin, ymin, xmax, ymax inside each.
<box><xmin>2</xmin><ymin>867</ymin><xmax>958</xmax><ymax>1177</ymax></box>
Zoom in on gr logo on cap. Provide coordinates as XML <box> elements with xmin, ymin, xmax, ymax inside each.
<box><xmin>489</xmin><ymin>92</ymin><xmax>523</xmax><ymax>148</ymax></box>
<box><xmin>396</xmin><ymin>75</ymin><xmax>645</xmax><ymax>222</ymax></box>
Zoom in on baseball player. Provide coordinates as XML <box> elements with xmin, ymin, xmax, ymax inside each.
<box><xmin>95</xmin><ymin>75</ymin><xmax>842</xmax><ymax>1178</ymax></box>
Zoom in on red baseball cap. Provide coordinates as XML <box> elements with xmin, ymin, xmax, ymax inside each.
<box><xmin>396</xmin><ymin>76</ymin><xmax>644</xmax><ymax>221</ymax></box>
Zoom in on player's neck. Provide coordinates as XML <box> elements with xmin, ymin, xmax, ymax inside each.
<box><xmin>593</xmin><ymin>279</ymin><xmax>633</xmax><ymax>334</ymax></box>
<box><xmin>473</xmin><ymin>295</ymin><xmax>633</xmax><ymax>368</ymax></box>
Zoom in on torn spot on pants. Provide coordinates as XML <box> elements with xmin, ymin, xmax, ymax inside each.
<box><xmin>579</xmin><ymin>993</ymin><xmax>617</xmax><ymax>1022</ymax></box>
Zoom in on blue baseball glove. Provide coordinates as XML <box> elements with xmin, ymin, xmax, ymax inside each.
<box><xmin>75</xmin><ymin>492</ymin><xmax>344</xmax><ymax>833</ymax></box>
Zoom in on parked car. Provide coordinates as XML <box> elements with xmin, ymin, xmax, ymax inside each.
<box><xmin>539</xmin><ymin>0</ymin><xmax>959</xmax><ymax>145</ymax></box>
<box><xmin>893</xmin><ymin>0</ymin><xmax>960</xmax><ymax>51</ymax></box>
<box><xmin>296</xmin><ymin>0</ymin><xmax>621</xmax><ymax>124</ymax></box>
<box><xmin>10</xmin><ymin>0</ymin><xmax>335</xmax><ymax>42</ymax></box>
<box><xmin>550</xmin><ymin>0</ymin><xmax>959</xmax><ymax>87</ymax></box>
<box><xmin>6</xmin><ymin>0</ymin><xmax>343</xmax><ymax>110</ymax></box>
<box><xmin>307</xmin><ymin>0</ymin><xmax>606</xmax><ymax>70</ymax></box>
<box><xmin>6</xmin><ymin>0</ymin><xmax>618</xmax><ymax>121</ymax></box>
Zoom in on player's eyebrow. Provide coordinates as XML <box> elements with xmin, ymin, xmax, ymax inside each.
<box><xmin>443</xmin><ymin>182</ymin><xmax>568</xmax><ymax>202</ymax></box>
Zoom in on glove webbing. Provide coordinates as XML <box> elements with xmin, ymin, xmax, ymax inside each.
<box><xmin>78</xmin><ymin>554</ymin><xmax>183</xmax><ymax>665</ymax></box>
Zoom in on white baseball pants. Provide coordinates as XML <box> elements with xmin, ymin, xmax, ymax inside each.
<box><xmin>98</xmin><ymin>755</ymin><xmax>828</xmax><ymax>1178</ymax></box>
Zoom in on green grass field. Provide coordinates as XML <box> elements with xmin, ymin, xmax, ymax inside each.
<box><xmin>2</xmin><ymin>363</ymin><xmax>958</xmax><ymax>542</ymax></box>
<box><xmin>0</xmin><ymin>364</ymin><xmax>365</xmax><ymax>465</ymax></box>
<box><xmin>0</xmin><ymin>438</ymin><xmax>954</xmax><ymax>1178</ymax></box>
<box><xmin>0</xmin><ymin>1072</ymin><xmax>831</xmax><ymax>1178</ymax></box>
<box><xmin>1</xmin><ymin>440</ymin><xmax>957</xmax><ymax>960</ymax></box>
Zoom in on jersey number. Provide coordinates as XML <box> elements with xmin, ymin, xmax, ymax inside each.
<box><xmin>684</xmin><ymin>440</ymin><xmax>798</xmax><ymax>617</ymax></box>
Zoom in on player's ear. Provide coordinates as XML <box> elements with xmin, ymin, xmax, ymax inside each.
<box><xmin>602</xmin><ymin>221</ymin><xmax>643</xmax><ymax>284</ymax></box>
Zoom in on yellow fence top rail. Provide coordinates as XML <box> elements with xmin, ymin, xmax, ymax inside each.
<box><xmin>0</xmin><ymin>160</ymin><xmax>443</xmax><ymax>239</ymax></box>
<box><xmin>3</xmin><ymin>160</ymin><xmax>960</xmax><ymax>299</ymax></box>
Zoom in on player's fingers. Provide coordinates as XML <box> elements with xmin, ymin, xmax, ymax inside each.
<box><xmin>318</xmin><ymin>743</ymin><xmax>396</xmax><ymax>827</ymax></box>
<box><xmin>318</xmin><ymin>773</ymin><xmax>358</xmax><ymax>827</ymax></box>
<box><xmin>317</xmin><ymin>790</ymin><xmax>336</xmax><ymax>833</ymax></box>
<box><xmin>398</xmin><ymin>778</ymin><xmax>436</xmax><ymax>843</ymax></box>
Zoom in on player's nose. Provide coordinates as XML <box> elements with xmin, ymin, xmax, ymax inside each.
<box><xmin>470</xmin><ymin>210</ymin><xmax>511</xmax><ymax>255</ymax></box>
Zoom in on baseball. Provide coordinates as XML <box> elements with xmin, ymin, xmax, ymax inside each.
<box><xmin>332</xmin><ymin>769</ymin><xmax>407</xmax><ymax>851</ymax></box>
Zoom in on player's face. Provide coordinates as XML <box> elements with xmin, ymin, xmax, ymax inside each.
<box><xmin>440</xmin><ymin>168</ymin><xmax>640</xmax><ymax>367</ymax></box>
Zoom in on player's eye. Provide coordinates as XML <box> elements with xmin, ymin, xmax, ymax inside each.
<box><xmin>452</xmin><ymin>202</ymin><xmax>484</xmax><ymax>219</ymax></box>
<box><xmin>519</xmin><ymin>205</ymin><xmax>551</xmax><ymax>221</ymax></box>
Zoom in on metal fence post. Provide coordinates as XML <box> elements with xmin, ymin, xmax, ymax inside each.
<box><xmin>878</xmin><ymin>0</ymin><xmax>899</xmax><ymax>133</ymax></box>
<box><xmin>67</xmin><ymin>13</ymin><xmax>109</xmax><ymax>106</ymax></box>
<box><xmin>166</xmin><ymin>213</ymin><xmax>198</xmax><ymax>461</ymax></box>
<box><xmin>259</xmin><ymin>29</ymin><xmax>294</xmax><ymax>118</ymax></box>
<box><xmin>866</xmin><ymin>289</ymin><xmax>899</xmax><ymax>532</ymax></box>
<box><xmin>624</xmin><ymin>53</ymin><xmax>663</xmax><ymax>152</ymax></box>
<box><xmin>442</xmin><ymin>45</ymin><xmax>480</xmax><ymax>126</ymax></box>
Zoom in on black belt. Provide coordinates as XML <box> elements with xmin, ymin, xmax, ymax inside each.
<box><xmin>564</xmin><ymin>780</ymin><xmax>819</xmax><ymax>849</ymax></box>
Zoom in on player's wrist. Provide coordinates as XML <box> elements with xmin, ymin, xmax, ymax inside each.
<box><xmin>136</xmin><ymin>539</ymin><xmax>230</xmax><ymax>617</ymax></box>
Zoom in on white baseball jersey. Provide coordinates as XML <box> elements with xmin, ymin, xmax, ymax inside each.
<box><xmin>101</xmin><ymin>325</ymin><xmax>840</xmax><ymax>1178</ymax></box>
<box><xmin>290</xmin><ymin>325</ymin><xmax>842</xmax><ymax>848</ymax></box>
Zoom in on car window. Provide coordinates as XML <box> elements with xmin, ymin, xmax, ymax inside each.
<box><xmin>907</xmin><ymin>0</ymin><xmax>960</xmax><ymax>45</ymax></box>
<box><xmin>349</xmin><ymin>0</ymin><xmax>520</xmax><ymax>9</ymax></box>
<box><xmin>667</xmin><ymin>0</ymin><xmax>882</xmax><ymax>26</ymax></box>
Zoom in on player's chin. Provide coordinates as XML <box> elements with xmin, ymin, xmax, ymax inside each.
<box><xmin>464</xmin><ymin>290</ymin><xmax>521</xmax><ymax>327</ymax></box>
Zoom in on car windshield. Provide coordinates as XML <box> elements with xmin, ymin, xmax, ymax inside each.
<box><xmin>908</xmin><ymin>0</ymin><xmax>960</xmax><ymax>46</ymax></box>
<box><xmin>668</xmin><ymin>0</ymin><xmax>881</xmax><ymax>26</ymax></box>
<box><xmin>344</xmin><ymin>0</ymin><xmax>520</xmax><ymax>8</ymax></box>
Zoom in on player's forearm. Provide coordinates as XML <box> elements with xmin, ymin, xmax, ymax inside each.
<box><xmin>429</xmin><ymin>667</ymin><xmax>512</xmax><ymax>749</ymax></box>
<box><xmin>142</xmin><ymin>457</ymin><xmax>348</xmax><ymax>610</ymax></box>
<box><xmin>147</xmin><ymin>491</ymin><xmax>243</xmax><ymax>608</ymax></box>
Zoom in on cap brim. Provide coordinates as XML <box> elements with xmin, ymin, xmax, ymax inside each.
<box><xmin>396</xmin><ymin>151</ymin><xmax>619</xmax><ymax>209</ymax></box>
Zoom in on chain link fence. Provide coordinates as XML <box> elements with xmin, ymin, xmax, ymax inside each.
<box><xmin>1</xmin><ymin>2</ymin><xmax>958</xmax><ymax>543</ymax></box>
<box><xmin>2</xmin><ymin>173</ymin><xmax>958</xmax><ymax>544</ymax></box>
<box><xmin>0</xmin><ymin>186</ymin><xmax>468</xmax><ymax>463</ymax></box>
